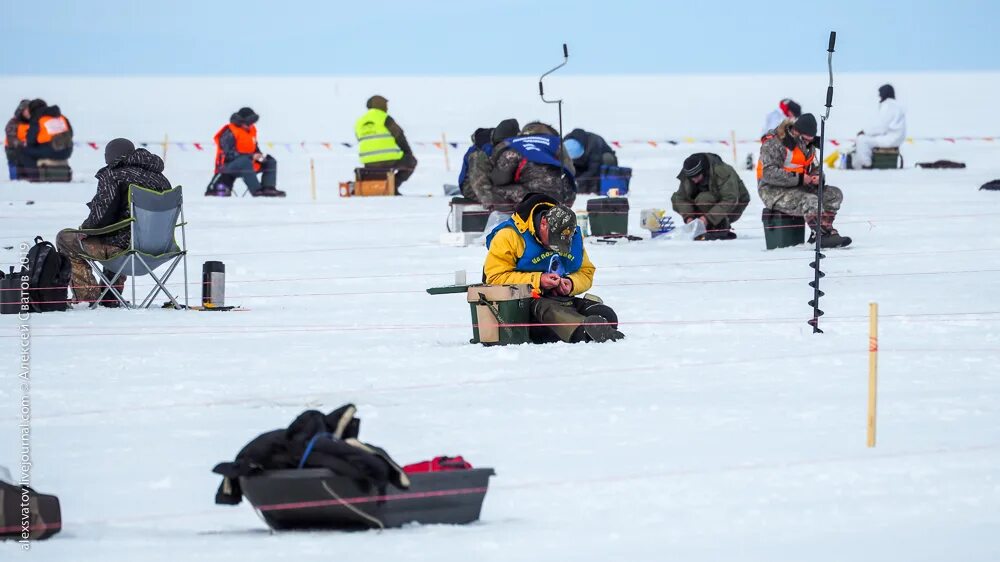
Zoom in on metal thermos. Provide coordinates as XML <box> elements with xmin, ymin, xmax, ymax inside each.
<box><xmin>202</xmin><ymin>261</ymin><xmax>225</xmax><ymax>307</ymax></box>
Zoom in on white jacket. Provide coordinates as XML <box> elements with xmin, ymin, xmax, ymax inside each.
<box><xmin>865</xmin><ymin>98</ymin><xmax>907</xmax><ymax>146</ymax></box>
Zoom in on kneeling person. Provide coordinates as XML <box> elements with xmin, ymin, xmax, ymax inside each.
<box><xmin>484</xmin><ymin>193</ymin><xmax>623</xmax><ymax>343</ymax></box>
<box><xmin>670</xmin><ymin>152</ymin><xmax>750</xmax><ymax>240</ymax></box>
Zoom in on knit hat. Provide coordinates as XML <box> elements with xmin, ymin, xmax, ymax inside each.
<box><xmin>681</xmin><ymin>153</ymin><xmax>707</xmax><ymax>177</ymax></box>
<box><xmin>492</xmin><ymin>118</ymin><xmax>520</xmax><ymax>143</ymax></box>
<box><xmin>878</xmin><ymin>84</ymin><xmax>895</xmax><ymax>101</ymax></box>
<box><xmin>366</xmin><ymin>95</ymin><xmax>388</xmax><ymax>111</ymax></box>
<box><xmin>543</xmin><ymin>204</ymin><xmax>577</xmax><ymax>254</ymax></box>
<box><xmin>231</xmin><ymin>107</ymin><xmax>259</xmax><ymax>126</ymax></box>
<box><xmin>104</xmin><ymin>138</ymin><xmax>135</xmax><ymax>165</ymax></box>
<box><xmin>792</xmin><ymin>113</ymin><xmax>818</xmax><ymax>137</ymax></box>
<box><xmin>785</xmin><ymin>100</ymin><xmax>802</xmax><ymax>118</ymax></box>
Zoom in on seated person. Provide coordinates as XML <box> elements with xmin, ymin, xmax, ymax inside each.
<box><xmin>758</xmin><ymin>114</ymin><xmax>851</xmax><ymax>248</ymax></box>
<box><xmin>458</xmin><ymin>126</ymin><xmax>494</xmax><ymax>202</ymax></box>
<box><xmin>4</xmin><ymin>99</ymin><xmax>30</xmax><ymax>180</ymax></box>
<box><xmin>55</xmin><ymin>139</ymin><xmax>173</xmax><ymax>306</ymax></box>
<box><xmin>484</xmin><ymin>192</ymin><xmax>623</xmax><ymax>343</ymax></box>
<box><xmin>464</xmin><ymin>118</ymin><xmax>520</xmax><ymax>209</ymax></box>
<box><xmin>210</xmin><ymin>107</ymin><xmax>285</xmax><ymax>197</ymax></box>
<box><xmin>670</xmin><ymin>153</ymin><xmax>751</xmax><ymax>240</ymax></box>
<box><xmin>850</xmin><ymin>84</ymin><xmax>906</xmax><ymax>169</ymax></box>
<box><xmin>489</xmin><ymin>122</ymin><xmax>576</xmax><ymax>208</ymax></box>
<box><xmin>355</xmin><ymin>95</ymin><xmax>418</xmax><ymax>189</ymax></box>
<box><xmin>761</xmin><ymin>98</ymin><xmax>802</xmax><ymax>138</ymax></box>
<box><xmin>563</xmin><ymin>128</ymin><xmax>617</xmax><ymax>194</ymax></box>
<box><xmin>20</xmin><ymin>99</ymin><xmax>73</xmax><ymax>181</ymax></box>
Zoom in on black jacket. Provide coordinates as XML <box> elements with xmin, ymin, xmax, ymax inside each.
<box><xmin>24</xmin><ymin>106</ymin><xmax>73</xmax><ymax>160</ymax></box>
<box><xmin>81</xmin><ymin>148</ymin><xmax>173</xmax><ymax>249</ymax></box>
<box><xmin>212</xmin><ymin>405</ymin><xmax>409</xmax><ymax>505</ymax></box>
<box><xmin>565</xmin><ymin>128</ymin><xmax>616</xmax><ymax>180</ymax></box>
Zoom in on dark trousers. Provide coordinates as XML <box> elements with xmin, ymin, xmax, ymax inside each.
<box><xmin>673</xmin><ymin>191</ymin><xmax>750</xmax><ymax>230</ymax></box>
<box><xmin>222</xmin><ymin>155</ymin><xmax>277</xmax><ymax>193</ymax></box>
<box><xmin>364</xmin><ymin>153</ymin><xmax>418</xmax><ymax>188</ymax></box>
<box><xmin>530</xmin><ymin>296</ymin><xmax>618</xmax><ymax>343</ymax></box>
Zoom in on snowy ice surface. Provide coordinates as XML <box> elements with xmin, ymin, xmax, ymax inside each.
<box><xmin>0</xmin><ymin>75</ymin><xmax>999</xmax><ymax>561</ymax></box>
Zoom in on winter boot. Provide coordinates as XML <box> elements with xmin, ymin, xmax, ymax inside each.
<box><xmin>582</xmin><ymin>315</ymin><xmax>625</xmax><ymax>343</ymax></box>
<box><xmin>695</xmin><ymin>229</ymin><xmax>737</xmax><ymax>241</ymax></box>
<box><xmin>807</xmin><ymin>212</ymin><xmax>852</xmax><ymax>248</ymax></box>
<box><xmin>205</xmin><ymin>180</ymin><xmax>232</xmax><ymax>197</ymax></box>
<box><xmin>253</xmin><ymin>186</ymin><xmax>286</xmax><ymax>198</ymax></box>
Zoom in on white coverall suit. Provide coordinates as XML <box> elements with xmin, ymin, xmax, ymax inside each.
<box><xmin>852</xmin><ymin>98</ymin><xmax>907</xmax><ymax>169</ymax></box>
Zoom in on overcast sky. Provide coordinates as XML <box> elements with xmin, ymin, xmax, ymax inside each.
<box><xmin>0</xmin><ymin>0</ymin><xmax>994</xmax><ymax>75</ymax></box>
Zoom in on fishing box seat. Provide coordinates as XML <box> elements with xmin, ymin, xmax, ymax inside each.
<box><xmin>340</xmin><ymin>168</ymin><xmax>397</xmax><ymax>197</ymax></box>
<box><xmin>32</xmin><ymin>159</ymin><xmax>72</xmax><ymax>183</ymax></box>
<box><xmin>762</xmin><ymin>208</ymin><xmax>805</xmax><ymax>250</ymax></box>
<box><xmin>240</xmin><ymin>467</ymin><xmax>495</xmax><ymax>531</ymax></box>
<box><xmin>870</xmin><ymin>147</ymin><xmax>903</xmax><ymax>169</ymax></box>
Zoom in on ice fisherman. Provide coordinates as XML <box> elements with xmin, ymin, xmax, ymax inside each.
<box><xmin>562</xmin><ymin>128</ymin><xmax>618</xmax><ymax>194</ymax></box>
<box><xmin>56</xmin><ymin>139</ymin><xmax>173</xmax><ymax>306</ymax></box>
<box><xmin>458</xmin><ymin>126</ymin><xmax>495</xmax><ymax>202</ymax></box>
<box><xmin>758</xmin><ymin>114</ymin><xmax>852</xmax><ymax>248</ymax></box>
<box><xmin>209</xmin><ymin>107</ymin><xmax>285</xmax><ymax>197</ymax></box>
<box><xmin>4</xmin><ymin>99</ymin><xmax>30</xmax><ymax>180</ymax></box>
<box><xmin>848</xmin><ymin>84</ymin><xmax>907</xmax><ymax>169</ymax></box>
<box><xmin>19</xmin><ymin>99</ymin><xmax>74</xmax><ymax>181</ymax></box>
<box><xmin>484</xmin><ymin>192</ymin><xmax>623</xmax><ymax>343</ymax></box>
<box><xmin>489</xmin><ymin>122</ymin><xmax>577</xmax><ymax>208</ymax></box>
<box><xmin>761</xmin><ymin>98</ymin><xmax>802</xmax><ymax>138</ymax></box>
<box><xmin>355</xmin><ymin>95</ymin><xmax>418</xmax><ymax>189</ymax></box>
<box><xmin>670</xmin><ymin>153</ymin><xmax>751</xmax><ymax>240</ymax></box>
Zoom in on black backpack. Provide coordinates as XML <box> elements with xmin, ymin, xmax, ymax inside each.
<box><xmin>24</xmin><ymin>236</ymin><xmax>71</xmax><ymax>312</ymax></box>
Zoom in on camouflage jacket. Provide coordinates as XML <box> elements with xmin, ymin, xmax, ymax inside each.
<box><xmin>758</xmin><ymin>120</ymin><xmax>820</xmax><ymax>193</ymax></box>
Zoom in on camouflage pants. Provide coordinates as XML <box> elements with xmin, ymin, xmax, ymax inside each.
<box><xmin>472</xmin><ymin>183</ymin><xmax>528</xmax><ymax>211</ymax></box>
<box><xmin>55</xmin><ymin>230</ymin><xmax>126</xmax><ymax>304</ymax></box>
<box><xmin>758</xmin><ymin>184</ymin><xmax>843</xmax><ymax>217</ymax></box>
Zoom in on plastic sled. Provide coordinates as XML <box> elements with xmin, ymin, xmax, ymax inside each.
<box><xmin>241</xmin><ymin>467</ymin><xmax>495</xmax><ymax>531</ymax></box>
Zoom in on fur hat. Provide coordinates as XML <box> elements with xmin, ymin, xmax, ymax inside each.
<box><xmin>492</xmin><ymin>119</ymin><xmax>520</xmax><ymax>143</ymax></box>
<box><xmin>231</xmin><ymin>107</ymin><xmax>259</xmax><ymax>126</ymax></box>
<box><xmin>366</xmin><ymin>95</ymin><xmax>389</xmax><ymax>111</ymax></box>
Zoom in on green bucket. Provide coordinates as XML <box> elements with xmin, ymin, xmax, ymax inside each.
<box><xmin>762</xmin><ymin>209</ymin><xmax>806</xmax><ymax>250</ymax></box>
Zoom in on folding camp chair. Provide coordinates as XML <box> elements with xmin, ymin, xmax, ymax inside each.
<box><xmin>73</xmin><ymin>184</ymin><xmax>189</xmax><ymax>310</ymax></box>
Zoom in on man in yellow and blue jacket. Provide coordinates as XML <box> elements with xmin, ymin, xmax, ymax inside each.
<box><xmin>484</xmin><ymin>192</ymin><xmax>623</xmax><ymax>343</ymax></box>
<box><xmin>355</xmin><ymin>95</ymin><xmax>417</xmax><ymax>188</ymax></box>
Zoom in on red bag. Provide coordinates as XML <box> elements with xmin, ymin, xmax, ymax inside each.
<box><xmin>403</xmin><ymin>456</ymin><xmax>473</xmax><ymax>474</ymax></box>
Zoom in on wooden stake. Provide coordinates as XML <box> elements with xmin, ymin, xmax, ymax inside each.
<box><xmin>441</xmin><ymin>132</ymin><xmax>451</xmax><ymax>172</ymax></box>
<box><xmin>730</xmin><ymin>130</ymin><xmax>738</xmax><ymax>166</ymax></box>
<box><xmin>309</xmin><ymin>158</ymin><xmax>317</xmax><ymax>201</ymax></box>
<box><xmin>162</xmin><ymin>133</ymin><xmax>169</xmax><ymax>166</ymax></box>
<box><xmin>867</xmin><ymin>302</ymin><xmax>879</xmax><ymax>447</ymax></box>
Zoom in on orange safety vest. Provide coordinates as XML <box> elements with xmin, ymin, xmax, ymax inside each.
<box><xmin>756</xmin><ymin>133</ymin><xmax>815</xmax><ymax>180</ymax></box>
<box><xmin>35</xmin><ymin>115</ymin><xmax>70</xmax><ymax>144</ymax></box>
<box><xmin>213</xmin><ymin>123</ymin><xmax>260</xmax><ymax>172</ymax></box>
<box><xmin>3</xmin><ymin>123</ymin><xmax>28</xmax><ymax>148</ymax></box>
